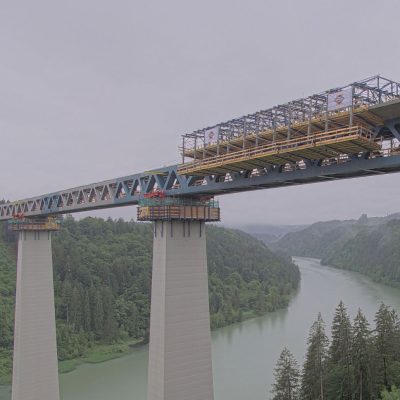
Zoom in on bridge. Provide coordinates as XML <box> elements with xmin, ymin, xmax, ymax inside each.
<box><xmin>3</xmin><ymin>75</ymin><xmax>400</xmax><ymax>400</ymax></box>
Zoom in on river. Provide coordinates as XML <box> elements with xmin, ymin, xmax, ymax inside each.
<box><xmin>1</xmin><ymin>257</ymin><xmax>400</xmax><ymax>400</ymax></box>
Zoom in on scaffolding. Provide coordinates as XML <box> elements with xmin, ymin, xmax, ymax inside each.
<box><xmin>137</xmin><ymin>197</ymin><xmax>220</xmax><ymax>222</ymax></box>
<box><xmin>179</xmin><ymin>76</ymin><xmax>400</xmax><ymax>175</ymax></box>
<box><xmin>178</xmin><ymin>125</ymin><xmax>379</xmax><ymax>176</ymax></box>
<box><xmin>8</xmin><ymin>216</ymin><xmax>61</xmax><ymax>231</ymax></box>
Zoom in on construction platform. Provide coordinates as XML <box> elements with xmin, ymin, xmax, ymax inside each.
<box><xmin>178</xmin><ymin>125</ymin><xmax>379</xmax><ymax>176</ymax></box>
<box><xmin>137</xmin><ymin>198</ymin><xmax>220</xmax><ymax>221</ymax></box>
<box><xmin>8</xmin><ymin>216</ymin><xmax>61</xmax><ymax>231</ymax></box>
<box><xmin>179</xmin><ymin>76</ymin><xmax>400</xmax><ymax>176</ymax></box>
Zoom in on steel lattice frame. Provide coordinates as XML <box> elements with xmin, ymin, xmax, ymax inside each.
<box><xmin>181</xmin><ymin>76</ymin><xmax>400</xmax><ymax>154</ymax></box>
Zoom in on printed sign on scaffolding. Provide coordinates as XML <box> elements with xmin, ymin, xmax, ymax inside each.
<box><xmin>327</xmin><ymin>87</ymin><xmax>353</xmax><ymax>111</ymax></box>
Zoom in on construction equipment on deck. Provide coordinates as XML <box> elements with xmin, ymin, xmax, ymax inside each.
<box><xmin>179</xmin><ymin>75</ymin><xmax>400</xmax><ymax>177</ymax></box>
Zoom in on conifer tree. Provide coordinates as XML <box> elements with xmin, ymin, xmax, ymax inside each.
<box><xmin>352</xmin><ymin>308</ymin><xmax>372</xmax><ymax>400</ymax></box>
<box><xmin>326</xmin><ymin>301</ymin><xmax>353</xmax><ymax>400</ymax></box>
<box><xmin>271</xmin><ymin>347</ymin><xmax>300</xmax><ymax>400</ymax></box>
<box><xmin>381</xmin><ymin>386</ymin><xmax>400</xmax><ymax>400</ymax></box>
<box><xmin>374</xmin><ymin>304</ymin><xmax>399</xmax><ymax>391</ymax></box>
<box><xmin>301</xmin><ymin>313</ymin><xmax>329</xmax><ymax>400</ymax></box>
<box><xmin>82</xmin><ymin>289</ymin><xmax>91</xmax><ymax>331</ymax></box>
<box><xmin>0</xmin><ymin>307</ymin><xmax>11</xmax><ymax>347</ymax></box>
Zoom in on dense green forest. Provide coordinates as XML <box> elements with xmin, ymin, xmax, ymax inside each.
<box><xmin>273</xmin><ymin>214</ymin><xmax>400</xmax><ymax>288</ymax></box>
<box><xmin>0</xmin><ymin>217</ymin><xmax>300</xmax><ymax>383</ymax></box>
<box><xmin>271</xmin><ymin>302</ymin><xmax>400</xmax><ymax>400</ymax></box>
<box><xmin>322</xmin><ymin>220</ymin><xmax>400</xmax><ymax>287</ymax></box>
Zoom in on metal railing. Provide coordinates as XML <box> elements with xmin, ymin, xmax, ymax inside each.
<box><xmin>178</xmin><ymin>125</ymin><xmax>376</xmax><ymax>175</ymax></box>
<box><xmin>138</xmin><ymin>197</ymin><xmax>219</xmax><ymax>208</ymax></box>
<box><xmin>181</xmin><ymin>75</ymin><xmax>400</xmax><ymax>155</ymax></box>
<box><xmin>8</xmin><ymin>217</ymin><xmax>61</xmax><ymax>231</ymax></box>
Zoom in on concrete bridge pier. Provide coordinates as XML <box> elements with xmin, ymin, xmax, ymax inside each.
<box><xmin>10</xmin><ymin>219</ymin><xmax>60</xmax><ymax>400</ymax></box>
<box><xmin>138</xmin><ymin>200</ymin><xmax>220</xmax><ymax>400</ymax></box>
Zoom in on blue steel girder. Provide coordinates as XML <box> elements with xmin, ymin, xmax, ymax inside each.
<box><xmin>2</xmin><ymin>152</ymin><xmax>400</xmax><ymax>221</ymax></box>
<box><xmin>385</xmin><ymin>118</ymin><xmax>400</xmax><ymax>140</ymax></box>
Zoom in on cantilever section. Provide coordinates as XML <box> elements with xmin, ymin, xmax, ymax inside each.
<box><xmin>178</xmin><ymin>126</ymin><xmax>379</xmax><ymax>177</ymax></box>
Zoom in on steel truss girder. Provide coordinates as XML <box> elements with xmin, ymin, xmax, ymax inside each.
<box><xmin>2</xmin><ymin>152</ymin><xmax>400</xmax><ymax>220</ymax></box>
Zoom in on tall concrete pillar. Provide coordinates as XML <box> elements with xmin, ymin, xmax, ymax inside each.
<box><xmin>147</xmin><ymin>220</ymin><xmax>214</xmax><ymax>400</ymax></box>
<box><xmin>12</xmin><ymin>228</ymin><xmax>60</xmax><ymax>400</ymax></box>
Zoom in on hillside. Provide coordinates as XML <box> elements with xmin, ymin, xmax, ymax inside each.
<box><xmin>0</xmin><ymin>217</ymin><xmax>300</xmax><ymax>383</ymax></box>
<box><xmin>322</xmin><ymin>220</ymin><xmax>400</xmax><ymax>287</ymax></box>
<box><xmin>273</xmin><ymin>213</ymin><xmax>400</xmax><ymax>288</ymax></box>
<box><xmin>238</xmin><ymin>223</ymin><xmax>307</xmax><ymax>245</ymax></box>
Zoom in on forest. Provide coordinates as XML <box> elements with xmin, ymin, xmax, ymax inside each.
<box><xmin>271</xmin><ymin>302</ymin><xmax>400</xmax><ymax>400</ymax></box>
<box><xmin>273</xmin><ymin>214</ymin><xmax>400</xmax><ymax>288</ymax></box>
<box><xmin>0</xmin><ymin>216</ymin><xmax>300</xmax><ymax>383</ymax></box>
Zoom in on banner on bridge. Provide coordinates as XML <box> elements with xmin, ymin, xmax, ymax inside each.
<box><xmin>204</xmin><ymin>126</ymin><xmax>219</xmax><ymax>145</ymax></box>
<box><xmin>327</xmin><ymin>88</ymin><xmax>353</xmax><ymax>111</ymax></box>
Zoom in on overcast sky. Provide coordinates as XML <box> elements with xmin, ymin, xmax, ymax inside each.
<box><xmin>1</xmin><ymin>0</ymin><xmax>400</xmax><ymax>226</ymax></box>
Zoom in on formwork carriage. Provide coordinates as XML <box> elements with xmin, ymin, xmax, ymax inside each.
<box><xmin>178</xmin><ymin>76</ymin><xmax>400</xmax><ymax>177</ymax></box>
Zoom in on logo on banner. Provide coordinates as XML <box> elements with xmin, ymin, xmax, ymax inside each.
<box><xmin>327</xmin><ymin>88</ymin><xmax>353</xmax><ymax>111</ymax></box>
<box><xmin>204</xmin><ymin>127</ymin><xmax>219</xmax><ymax>144</ymax></box>
<box><xmin>334</xmin><ymin>93</ymin><xmax>345</xmax><ymax>106</ymax></box>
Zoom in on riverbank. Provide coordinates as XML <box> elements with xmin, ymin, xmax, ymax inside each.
<box><xmin>321</xmin><ymin>258</ymin><xmax>400</xmax><ymax>290</ymax></box>
<box><xmin>0</xmin><ymin>338</ymin><xmax>144</xmax><ymax>386</ymax></box>
<box><xmin>0</xmin><ymin>287</ymin><xmax>298</xmax><ymax>387</ymax></box>
<box><xmin>58</xmin><ymin>338</ymin><xmax>145</xmax><ymax>374</ymax></box>
<box><xmin>57</xmin><ymin>286</ymin><xmax>298</xmax><ymax>374</ymax></box>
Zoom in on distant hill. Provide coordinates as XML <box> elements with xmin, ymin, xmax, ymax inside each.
<box><xmin>322</xmin><ymin>219</ymin><xmax>400</xmax><ymax>287</ymax></box>
<box><xmin>235</xmin><ymin>223</ymin><xmax>307</xmax><ymax>245</ymax></box>
<box><xmin>272</xmin><ymin>213</ymin><xmax>400</xmax><ymax>288</ymax></box>
<box><xmin>272</xmin><ymin>219</ymin><xmax>359</xmax><ymax>259</ymax></box>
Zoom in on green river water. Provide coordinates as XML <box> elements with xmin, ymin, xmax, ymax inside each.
<box><xmin>1</xmin><ymin>257</ymin><xmax>400</xmax><ymax>399</ymax></box>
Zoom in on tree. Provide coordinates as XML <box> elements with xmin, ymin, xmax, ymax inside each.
<box><xmin>352</xmin><ymin>308</ymin><xmax>372</xmax><ymax>400</ymax></box>
<box><xmin>326</xmin><ymin>301</ymin><xmax>353</xmax><ymax>400</ymax></box>
<box><xmin>90</xmin><ymin>286</ymin><xmax>104</xmax><ymax>338</ymax></box>
<box><xmin>271</xmin><ymin>347</ymin><xmax>300</xmax><ymax>400</ymax></box>
<box><xmin>381</xmin><ymin>386</ymin><xmax>400</xmax><ymax>400</ymax></box>
<box><xmin>0</xmin><ymin>307</ymin><xmax>12</xmax><ymax>348</ymax></box>
<box><xmin>374</xmin><ymin>304</ymin><xmax>399</xmax><ymax>391</ymax></box>
<box><xmin>82</xmin><ymin>289</ymin><xmax>91</xmax><ymax>331</ymax></box>
<box><xmin>301</xmin><ymin>313</ymin><xmax>329</xmax><ymax>400</ymax></box>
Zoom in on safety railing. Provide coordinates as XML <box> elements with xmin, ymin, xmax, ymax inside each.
<box><xmin>8</xmin><ymin>217</ymin><xmax>61</xmax><ymax>231</ymax></box>
<box><xmin>178</xmin><ymin>125</ymin><xmax>376</xmax><ymax>175</ymax></box>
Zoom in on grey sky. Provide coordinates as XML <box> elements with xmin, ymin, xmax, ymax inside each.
<box><xmin>1</xmin><ymin>0</ymin><xmax>400</xmax><ymax>225</ymax></box>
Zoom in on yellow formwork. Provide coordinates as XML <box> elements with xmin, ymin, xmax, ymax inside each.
<box><xmin>178</xmin><ymin>125</ymin><xmax>379</xmax><ymax>176</ymax></box>
<box><xmin>182</xmin><ymin>106</ymin><xmax>383</xmax><ymax>160</ymax></box>
<box><xmin>8</xmin><ymin>217</ymin><xmax>61</xmax><ymax>231</ymax></box>
<box><xmin>137</xmin><ymin>205</ymin><xmax>220</xmax><ymax>221</ymax></box>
